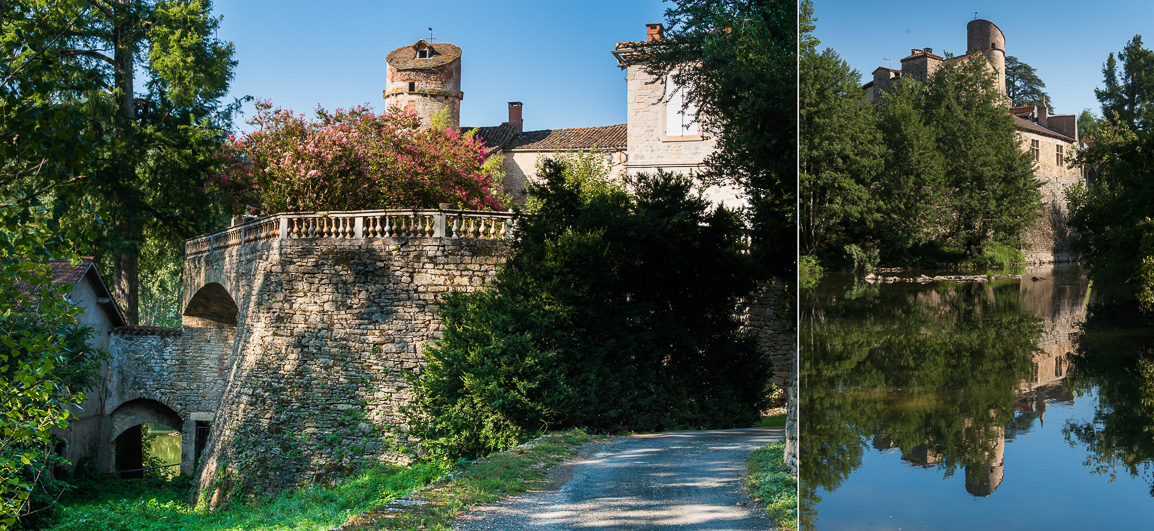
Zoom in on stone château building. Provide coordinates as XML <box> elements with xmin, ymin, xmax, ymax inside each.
<box><xmin>862</xmin><ymin>19</ymin><xmax>1082</xmax><ymax>264</ymax></box>
<box><xmin>382</xmin><ymin>23</ymin><xmax>741</xmax><ymax>209</ymax></box>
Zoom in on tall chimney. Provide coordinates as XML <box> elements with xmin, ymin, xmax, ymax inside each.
<box><xmin>507</xmin><ymin>101</ymin><xmax>523</xmax><ymax>131</ymax></box>
<box><xmin>646</xmin><ymin>23</ymin><xmax>663</xmax><ymax>42</ymax></box>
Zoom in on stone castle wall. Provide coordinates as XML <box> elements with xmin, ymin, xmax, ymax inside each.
<box><xmin>736</xmin><ymin>279</ymin><xmax>794</xmax><ymax>392</ymax></box>
<box><xmin>1021</xmin><ymin>132</ymin><xmax>1082</xmax><ymax>264</ymax></box>
<box><xmin>191</xmin><ymin>234</ymin><xmax>505</xmax><ymax>504</ymax></box>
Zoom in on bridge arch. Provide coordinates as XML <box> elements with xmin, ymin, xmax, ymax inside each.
<box><xmin>183</xmin><ymin>282</ymin><xmax>238</xmax><ymax>326</ymax></box>
<box><xmin>110</xmin><ymin>398</ymin><xmax>183</xmax><ymax>477</ymax></box>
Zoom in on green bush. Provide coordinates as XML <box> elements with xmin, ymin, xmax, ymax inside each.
<box><xmin>407</xmin><ymin>160</ymin><xmax>768</xmax><ymax>460</ymax></box>
<box><xmin>799</xmin><ymin>255</ymin><xmax>823</xmax><ymax>288</ymax></box>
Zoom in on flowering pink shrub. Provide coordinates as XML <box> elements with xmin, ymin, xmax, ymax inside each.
<box><xmin>209</xmin><ymin>100</ymin><xmax>507</xmax><ymax>214</ymax></box>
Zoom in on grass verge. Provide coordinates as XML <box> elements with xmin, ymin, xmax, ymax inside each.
<box><xmin>338</xmin><ymin>428</ymin><xmax>600</xmax><ymax>530</ymax></box>
<box><xmin>753</xmin><ymin>413</ymin><xmax>787</xmax><ymax>428</ymax></box>
<box><xmin>46</xmin><ymin>461</ymin><xmax>450</xmax><ymax>531</ymax></box>
<box><xmin>746</xmin><ymin>441</ymin><xmax>797</xmax><ymax>530</ymax></box>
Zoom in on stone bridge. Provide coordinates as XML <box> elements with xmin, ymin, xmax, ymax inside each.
<box><xmin>107</xmin><ymin>209</ymin><xmax>512</xmax><ymax>494</ymax></box>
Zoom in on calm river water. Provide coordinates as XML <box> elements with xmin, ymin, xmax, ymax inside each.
<box><xmin>801</xmin><ymin>265</ymin><xmax>1154</xmax><ymax>530</ymax></box>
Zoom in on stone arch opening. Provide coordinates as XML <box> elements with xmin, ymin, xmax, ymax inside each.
<box><xmin>184</xmin><ymin>282</ymin><xmax>238</xmax><ymax>326</ymax></box>
<box><xmin>110</xmin><ymin>399</ymin><xmax>182</xmax><ymax>478</ymax></box>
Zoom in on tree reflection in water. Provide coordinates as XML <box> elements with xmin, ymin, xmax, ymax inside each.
<box><xmin>800</xmin><ymin>277</ymin><xmax>1043</xmax><ymax>529</ymax></box>
<box><xmin>1063</xmin><ymin>303</ymin><xmax>1154</xmax><ymax>494</ymax></box>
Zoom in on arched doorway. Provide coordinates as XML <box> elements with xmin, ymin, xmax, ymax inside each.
<box><xmin>110</xmin><ymin>399</ymin><xmax>182</xmax><ymax>478</ymax></box>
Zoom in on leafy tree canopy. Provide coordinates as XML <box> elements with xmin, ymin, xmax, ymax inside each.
<box><xmin>8</xmin><ymin>0</ymin><xmax>240</xmax><ymax>325</ymax></box>
<box><xmin>639</xmin><ymin>0</ymin><xmax>796</xmax><ymax>281</ymax></box>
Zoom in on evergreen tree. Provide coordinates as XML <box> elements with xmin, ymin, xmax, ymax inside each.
<box><xmin>1005</xmin><ymin>56</ymin><xmax>1053</xmax><ymax>110</ymax></box>
<box><xmin>11</xmin><ymin>0</ymin><xmax>238</xmax><ymax>324</ymax></box>
<box><xmin>1096</xmin><ymin>36</ymin><xmax>1154</xmax><ymax>130</ymax></box>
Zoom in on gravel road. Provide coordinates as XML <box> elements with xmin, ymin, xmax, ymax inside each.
<box><xmin>454</xmin><ymin>427</ymin><xmax>784</xmax><ymax>530</ymax></box>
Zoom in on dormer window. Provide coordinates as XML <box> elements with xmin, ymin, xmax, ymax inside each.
<box><xmin>418</xmin><ymin>48</ymin><xmax>430</xmax><ymax>59</ymax></box>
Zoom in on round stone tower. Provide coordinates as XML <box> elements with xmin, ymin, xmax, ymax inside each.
<box><xmin>966</xmin><ymin>19</ymin><xmax>1006</xmax><ymax>97</ymax></box>
<box><xmin>383</xmin><ymin>39</ymin><xmax>462</xmax><ymax>128</ymax></box>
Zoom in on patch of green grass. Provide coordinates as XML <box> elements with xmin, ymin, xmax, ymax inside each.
<box><xmin>340</xmin><ymin>428</ymin><xmax>601</xmax><ymax>530</ymax></box>
<box><xmin>46</xmin><ymin>461</ymin><xmax>450</xmax><ymax>531</ymax></box>
<box><xmin>746</xmin><ymin>441</ymin><xmax>797</xmax><ymax>530</ymax></box>
<box><xmin>753</xmin><ymin>414</ymin><xmax>787</xmax><ymax>428</ymax></box>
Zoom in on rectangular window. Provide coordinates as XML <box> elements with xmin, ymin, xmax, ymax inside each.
<box><xmin>1031</xmin><ymin>139</ymin><xmax>1040</xmax><ymax>162</ymax></box>
<box><xmin>664</xmin><ymin>71</ymin><xmax>699</xmax><ymax>137</ymax></box>
<box><xmin>1056</xmin><ymin>144</ymin><xmax>1064</xmax><ymax>166</ymax></box>
<box><xmin>408</xmin><ymin>81</ymin><xmax>416</xmax><ymax>92</ymax></box>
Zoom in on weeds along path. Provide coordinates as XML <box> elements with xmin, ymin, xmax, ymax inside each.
<box><xmin>454</xmin><ymin>427</ymin><xmax>783</xmax><ymax>530</ymax></box>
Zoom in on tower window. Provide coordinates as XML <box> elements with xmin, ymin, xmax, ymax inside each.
<box><xmin>408</xmin><ymin>81</ymin><xmax>416</xmax><ymax>92</ymax></box>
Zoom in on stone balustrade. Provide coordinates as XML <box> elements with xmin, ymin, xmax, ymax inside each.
<box><xmin>185</xmin><ymin>209</ymin><xmax>515</xmax><ymax>258</ymax></box>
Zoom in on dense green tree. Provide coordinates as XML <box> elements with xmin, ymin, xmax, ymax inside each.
<box><xmin>798</xmin><ymin>25</ymin><xmax>884</xmax><ymax>261</ymax></box>
<box><xmin>407</xmin><ymin>160</ymin><xmax>765</xmax><ymax>460</ymax></box>
<box><xmin>1096</xmin><ymin>36</ymin><xmax>1154</xmax><ymax>130</ymax></box>
<box><xmin>872</xmin><ymin>81</ymin><xmax>947</xmax><ymax>261</ymax></box>
<box><xmin>921</xmin><ymin>58</ymin><xmax>1042</xmax><ymax>256</ymax></box>
<box><xmin>1067</xmin><ymin>35</ymin><xmax>1154</xmax><ymax>308</ymax></box>
<box><xmin>1005</xmin><ymin>55</ymin><xmax>1053</xmax><ymax>110</ymax></box>
<box><xmin>1067</xmin><ymin>120</ymin><xmax>1154</xmax><ymax>309</ymax></box>
<box><xmin>640</xmin><ymin>0</ymin><xmax>795</xmax><ymax>280</ymax></box>
<box><xmin>11</xmin><ymin>0</ymin><xmax>238</xmax><ymax>324</ymax></box>
<box><xmin>1078</xmin><ymin>108</ymin><xmax>1103</xmax><ymax>141</ymax></box>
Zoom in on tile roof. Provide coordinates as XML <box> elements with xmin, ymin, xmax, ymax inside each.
<box><xmin>48</xmin><ymin>257</ymin><xmax>93</xmax><ymax>287</ymax></box>
<box><xmin>464</xmin><ymin>123</ymin><xmax>522</xmax><ymax>150</ymax></box>
<box><xmin>505</xmin><ymin>124</ymin><xmax>628</xmax><ymax>151</ymax></box>
<box><xmin>1013</xmin><ymin>115</ymin><xmax>1075</xmax><ymax>142</ymax></box>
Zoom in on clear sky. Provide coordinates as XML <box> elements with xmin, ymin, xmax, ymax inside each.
<box><xmin>810</xmin><ymin>0</ymin><xmax>1154</xmax><ymax>118</ymax></box>
<box><xmin>214</xmin><ymin>0</ymin><xmax>669</xmax><ymax>133</ymax></box>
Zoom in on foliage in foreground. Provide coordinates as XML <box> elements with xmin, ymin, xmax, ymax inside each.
<box><xmin>746</xmin><ymin>441</ymin><xmax>797</xmax><ymax>530</ymax></box>
<box><xmin>46</xmin><ymin>461</ymin><xmax>449</xmax><ymax>531</ymax></box>
<box><xmin>407</xmin><ymin>160</ymin><xmax>766</xmax><ymax>460</ymax></box>
<box><xmin>211</xmin><ymin>101</ymin><xmax>507</xmax><ymax>215</ymax></box>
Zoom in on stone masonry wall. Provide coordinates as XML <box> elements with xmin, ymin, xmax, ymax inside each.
<box><xmin>193</xmin><ymin>236</ymin><xmax>505</xmax><ymax>504</ymax></box>
<box><xmin>736</xmin><ymin>279</ymin><xmax>794</xmax><ymax>391</ymax></box>
<box><xmin>1020</xmin><ymin>132</ymin><xmax>1081</xmax><ymax>264</ymax></box>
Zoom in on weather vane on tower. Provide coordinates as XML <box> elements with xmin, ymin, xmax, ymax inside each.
<box><xmin>428</xmin><ymin>27</ymin><xmax>436</xmax><ymax>42</ymax></box>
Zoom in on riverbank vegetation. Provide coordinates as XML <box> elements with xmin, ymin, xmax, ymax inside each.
<box><xmin>799</xmin><ymin>1</ymin><xmax>1041</xmax><ymax>272</ymax></box>
<box><xmin>1067</xmin><ymin>36</ymin><xmax>1154</xmax><ymax>310</ymax></box>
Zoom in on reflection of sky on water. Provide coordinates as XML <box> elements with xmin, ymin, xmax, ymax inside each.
<box><xmin>815</xmin><ymin>388</ymin><xmax>1154</xmax><ymax>530</ymax></box>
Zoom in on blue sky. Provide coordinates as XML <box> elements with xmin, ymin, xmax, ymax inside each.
<box><xmin>811</xmin><ymin>0</ymin><xmax>1154</xmax><ymax>118</ymax></box>
<box><xmin>215</xmin><ymin>0</ymin><xmax>669</xmax><ymax>133</ymax></box>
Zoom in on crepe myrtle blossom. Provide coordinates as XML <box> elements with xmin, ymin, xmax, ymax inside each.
<box><xmin>208</xmin><ymin>100</ymin><xmax>508</xmax><ymax>215</ymax></box>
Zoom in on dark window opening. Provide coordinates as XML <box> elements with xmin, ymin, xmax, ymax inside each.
<box><xmin>408</xmin><ymin>81</ymin><xmax>416</xmax><ymax>92</ymax></box>
<box><xmin>418</xmin><ymin>48</ymin><xmax>430</xmax><ymax>59</ymax></box>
